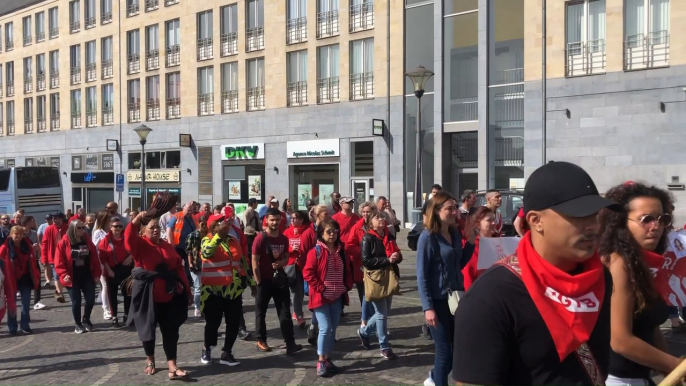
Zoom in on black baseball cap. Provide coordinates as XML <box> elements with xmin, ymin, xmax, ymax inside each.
<box><xmin>44</xmin><ymin>214</ymin><xmax>52</xmax><ymax>219</ymax></box>
<box><xmin>524</xmin><ymin>161</ymin><xmax>619</xmax><ymax>218</ymax></box>
<box><xmin>51</xmin><ymin>212</ymin><xmax>66</xmax><ymax>219</ymax></box>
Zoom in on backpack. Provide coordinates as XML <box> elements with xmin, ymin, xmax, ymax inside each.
<box><xmin>407</xmin><ymin>222</ymin><xmax>425</xmax><ymax>251</ymax></box>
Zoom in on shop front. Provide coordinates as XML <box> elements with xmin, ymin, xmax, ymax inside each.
<box><xmin>221</xmin><ymin>143</ymin><xmax>266</xmax><ymax>215</ymax></box>
<box><xmin>127</xmin><ymin>169</ymin><xmax>181</xmax><ymax>211</ymax></box>
<box><xmin>287</xmin><ymin>139</ymin><xmax>340</xmax><ymax>211</ymax></box>
<box><xmin>71</xmin><ymin>153</ymin><xmax>116</xmax><ymax>212</ymax></box>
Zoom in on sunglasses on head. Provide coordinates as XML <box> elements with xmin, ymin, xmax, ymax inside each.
<box><xmin>629</xmin><ymin>213</ymin><xmax>672</xmax><ymax>228</ymax></box>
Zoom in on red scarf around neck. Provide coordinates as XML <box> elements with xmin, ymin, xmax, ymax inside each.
<box><xmin>368</xmin><ymin>229</ymin><xmax>400</xmax><ymax>258</ymax></box>
<box><xmin>515</xmin><ymin>233</ymin><xmax>605</xmax><ymax>361</ymax></box>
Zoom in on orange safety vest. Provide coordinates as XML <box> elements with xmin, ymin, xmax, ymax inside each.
<box><xmin>201</xmin><ymin>236</ymin><xmax>246</xmax><ymax>286</ymax></box>
<box><xmin>171</xmin><ymin>213</ymin><xmax>199</xmax><ymax>246</ymax></box>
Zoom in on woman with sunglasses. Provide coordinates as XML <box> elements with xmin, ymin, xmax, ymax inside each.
<box><xmin>598</xmin><ymin>182</ymin><xmax>680</xmax><ymax>385</ymax></box>
<box><xmin>283</xmin><ymin>210</ymin><xmax>316</xmax><ymax>328</ymax></box>
<box><xmin>98</xmin><ymin>218</ymin><xmax>133</xmax><ymax>327</ymax></box>
<box><xmin>54</xmin><ymin>220</ymin><xmax>101</xmax><ymax>334</ymax></box>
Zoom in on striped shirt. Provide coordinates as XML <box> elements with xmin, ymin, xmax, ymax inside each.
<box><xmin>320</xmin><ymin>241</ymin><xmax>345</xmax><ymax>301</ymax></box>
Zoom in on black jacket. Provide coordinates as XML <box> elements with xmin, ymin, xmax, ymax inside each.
<box><xmin>361</xmin><ymin>233</ymin><xmax>400</xmax><ymax>270</ymax></box>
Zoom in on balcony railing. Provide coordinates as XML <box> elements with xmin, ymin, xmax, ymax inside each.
<box><xmin>23</xmin><ymin>35</ymin><xmax>32</xmax><ymax>46</ymax></box>
<box><xmin>102</xmin><ymin>60</ymin><xmax>113</xmax><ymax>78</ymax></box>
<box><xmin>128</xmin><ymin>102</ymin><xmax>141</xmax><ymax>122</ymax></box>
<box><xmin>566</xmin><ymin>40</ymin><xmax>606</xmax><ymax>77</ymax></box>
<box><xmin>492</xmin><ymin>67</ymin><xmax>524</xmax><ymax>85</ymax></box>
<box><xmin>166</xmin><ymin>98</ymin><xmax>181</xmax><ymax>118</ymax></box>
<box><xmin>350</xmin><ymin>3</ymin><xmax>373</xmax><ymax>32</ymax></box>
<box><xmin>165</xmin><ymin>0</ymin><xmax>178</xmax><ymax>5</ymax></box>
<box><xmin>349</xmin><ymin>72</ymin><xmax>374</xmax><ymax>100</ymax></box>
<box><xmin>247</xmin><ymin>86</ymin><xmax>265</xmax><ymax>111</ymax></box>
<box><xmin>495</xmin><ymin>137</ymin><xmax>524</xmax><ymax>167</ymax></box>
<box><xmin>49</xmin><ymin>27</ymin><xmax>58</xmax><ymax>39</ymax></box>
<box><xmin>127</xmin><ymin>3</ymin><xmax>140</xmax><ymax>17</ymax></box>
<box><xmin>71</xmin><ymin>112</ymin><xmax>82</xmax><ymax>129</ymax></box>
<box><xmin>452</xmin><ymin>137</ymin><xmax>477</xmax><ymax>167</ymax></box>
<box><xmin>102</xmin><ymin>11</ymin><xmax>112</xmax><ymax>24</ymax></box>
<box><xmin>198</xmin><ymin>93</ymin><xmax>214</xmax><ymax>115</ymax></box>
<box><xmin>287</xmin><ymin>81</ymin><xmax>307</xmax><ymax>106</ymax></box>
<box><xmin>286</xmin><ymin>17</ymin><xmax>307</xmax><ymax>44</ymax></box>
<box><xmin>102</xmin><ymin>107</ymin><xmax>114</xmax><ymax>125</ymax></box>
<box><xmin>221</xmin><ymin>91</ymin><xmax>238</xmax><ymax>113</ymax></box>
<box><xmin>36</xmin><ymin>31</ymin><xmax>45</xmax><ymax>42</ymax></box>
<box><xmin>6</xmin><ymin>40</ymin><xmax>13</xmax><ymax>51</ymax></box>
<box><xmin>24</xmin><ymin>77</ymin><xmax>33</xmax><ymax>93</ymax></box>
<box><xmin>493</xmin><ymin>85</ymin><xmax>524</xmax><ymax>127</ymax></box>
<box><xmin>24</xmin><ymin>118</ymin><xmax>33</xmax><ymax>134</ymax></box>
<box><xmin>146</xmin><ymin>99</ymin><xmax>160</xmax><ymax>120</ymax></box>
<box><xmin>70</xmin><ymin>21</ymin><xmax>80</xmax><ymax>33</ymax></box>
<box><xmin>145</xmin><ymin>0</ymin><xmax>159</xmax><ymax>11</ymax></box>
<box><xmin>197</xmin><ymin>38</ymin><xmax>213</xmax><ymax>61</ymax></box>
<box><xmin>50</xmin><ymin>71</ymin><xmax>59</xmax><ymax>88</ymax></box>
<box><xmin>221</xmin><ymin>33</ymin><xmax>238</xmax><ymax>56</ymax></box>
<box><xmin>7</xmin><ymin>81</ymin><xmax>14</xmax><ymax>97</ymax></box>
<box><xmin>86</xmin><ymin>108</ymin><xmax>97</xmax><ymax>127</ymax></box>
<box><xmin>86</xmin><ymin>63</ymin><xmax>97</xmax><ymax>81</ymax></box>
<box><xmin>85</xmin><ymin>16</ymin><xmax>96</xmax><ymax>29</ymax></box>
<box><xmin>317</xmin><ymin>11</ymin><xmax>339</xmax><ymax>38</ymax></box>
<box><xmin>128</xmin><ymin>54</ymin><xmax>140</xmax><ymax>74</ymax></box>
<box><xmin>70</xmin><ymin>66</ymin><xmax>81</xmax><ymax>84</ymax></box>
<box><xmin>317</xmin><ymin>77</ymin><xmax>339</xmax><ymax>104</ymax></box>
<box><xmin>7</xmin><ymin>120</ymin><xmax>15</xmax><ymax>135</ymax></box>
<box><xmin>37</xmin><ymin>116</ymin><xmax>46</xmax><ymax>132</ymax></box>
<box><xmin>246</xmin><ymin>27</ymin><xmax>264</xmax><ymax>52</ymax></box>
<box><xmin>448</xmin><ymin>96</ymin><xmax>478</xmax><ymax>122</ymax></box>
<box><xmin>50</xmin><ymin>112</ymin><xmax>60</xmax><ymax>131</ymax></box>
<box><xmin>146</xmin><ymin>50</ymin><xmax>159</xmax><ymax>70</ymax></box>
<box><xmin>166</xmin><ymin>45</ymin><xmax>180</xmax><ymax>67</ymax></box>
<box><xmin>624</xmin><ymin>31</ymin><xmax>669</xmax><ymax>71</ymax></box>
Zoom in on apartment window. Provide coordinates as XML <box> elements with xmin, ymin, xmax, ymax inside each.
<box><xmin>70</xmin><ymin>44</ymin><xmax>81</xmax><ymax>84</ymax></box>
<box><xmin>287</xmin><ymin>50</ymin><xmax>308</xmax><ymax>106</ymax></box>
<box><xmin>23</xmin><ymin>16</ymin><xmax>32</xmax><ymax>46</ymax></box>
<box><xmin>129</xmin><ymin>150</ymin><xmax>180</xmax><ymax>170</ymax></box>
<box><xmin>221</xmin><ymin>62</ymin><xmax>238</xmax><ymax>113</ymax></box>
<box><xmin>166</xmin><ymin>72</ymin><xmax>181</xmax><ymax>118</ymax></box>
<box><xmin>565</xmin><ymin>0</ymin><xmax>606</xmax><ymax>76</ymax></box>
<box><xmin>6</xmin><ymin>23</ymin><xmax>14</xmax><ymax>50</ymax></box>
<box><xmin>317</xmin><ymin>0</ymin><xmax>339</xmax><ymax>38</ymax></box>
<box><xmin>86</xmin><ymin>40</ymin><xmax>97</xmax><ymax>81</ymax></box>
<box><xmin>102</xmin><ymin>0</ymin><xmax>113</xmax><ymax>23</ymax></box>
<box><xmin>102</xmin><ymin>36</ymin><xmax>113</xmax><ymax>78</ymax></box>
<box><xmin>625</xmin><ymin>0</ymin><xmax>669</xmax><ymax>70</ymax></box>
<box><xmin>128</xmin><ymin>29</ymin><xmax>141</xmax><ymax>74</ymax></box>
<box><xmin>197</xmin><ymin>67</ymin><xmax>214</xmax><ymax>116</ymax></box>
<box><xmin>197</xmin><ymin>11</ymin><xmax>214</xmax><ymax>61</ymax></box>
<box><xmin>37</xmin><ymin>54</ymin><xmax>46</xmax><ymax>91</ymax></box>
<box><xmin>102</xmin><ymin>83</ymin><xmax>114</xmax><ymax>125</ymax></box>
<box><xmin>247</xmin><ymin>58</ymin><xmax>265</xmax><ymax>111</ymax></box>
<box><xmin>85</xmin><ymin>0</ymin><xmax>96</xmax><ymax>28</ymax></box>
<box><xmin>70</xmin><ymin>1</ymin><xmax>81</xmax><ymax>32</ymax></box>
<box><xmin>350</xmin><ymin>38</ymin><xmax>373</xmax><ymax>100</ymax></box>
<box><xmin>287</xmin><ymin>0</ymin><xmax>307</xmax><ymax>44</ymax></box>
<box><xmin>146</xmin><ymin>0</ymin><xmax>159</xmax><ymax>12</ymax></box>
<box><xmin>317</xmin><ymin>44</ymin><xmax>339</xmax><ymax>103</ymax></box>
<box><xmin>0</xmin><ymin>64</ymin><xmax>3</xmax><ymax>97</ymax></box>
<box><xmin>50</xmin><ymin>50</ymin><xmax>59</xmax><ymax>88</ymax></box>
<box><xmin>128</xmin><ymin>79</ymin><xmax>141</xmax><ymax>122</ymax></box>
<box><xmin>86</xmin><ymin>86</ymin><xmax>97</xmax><ymax>127</ymax></box>
<box><xmin>166</xmin><ymin>19</ymin><xmax>181</xmax><ymax>67</ymax></box>
<box><xmin>50</xmin><ymin>93</ymin><xmax>60</xmax><ymax>130</ymax></box>
<box><xmin>24</xmin><ymin>57</ymin><xmax>33</xmax><ymax>94</ymax></box>
<box><xmin>7</xmin><ymin>101</ymin><xmax>15</xmax><ymax>135</ymax></box>
<box><xmin>246</xmin><ymin>0</ymin><xmax>265</xmax><ymax>52</ymax></box>
<box><xmin>165</xmin><ymin>0</ymin><xmax>179</xmax><ymax>6</ymax></box>
<box><xmin>37</xmin><ymin>95</ymin><xmax>46</xmax><ymax>132</ymax></box>
<box><xmin>71</xmin><ymin>89</ymin><xmax>82</xmax><ymax>128</ymax></box>
<box><xmin>221</xmin><ymin>5</ymin><xmax>238</xmax><ymax>56</ymax></box>
<box><xmin>146</xmin><ymin>76</ymin><xmax>160</xmax><ymax>120</ymax></box>
<box><xmin>127</xmin><ymin>0</ymin><xmax>140</xmax><ymax>17</ymax></box>
<box><xmin>6</xmin><ymin>62</ymin><xmax>14</xmax><ymax>97</ymax></box>
<box><xmin>49</xmin><ymin>7</ymin><xmax>59</xmax><ymax>38</ymax></box>
<box><xmin>350</xmin><ymin>0</ymin><xmax>373</xmax><ymax>32</ymax></box>
<box><xmin>36</xmin><ymin>12</ymin><xmax>45</xmax><ymax>42</ymax></box>
<box><xmin>144</xmin><ymin>25</ymin><xmax>160</xmax><ymax>71</ymax></box>
<box><xmin>444</xmin><ymin>6</ymin><xmax>477</xmax><ymax>122</ymax></box>
<box><xmin>24</xmin><ymin>98</ymin><xmax>33</xmax><ymax>133</ymax></box>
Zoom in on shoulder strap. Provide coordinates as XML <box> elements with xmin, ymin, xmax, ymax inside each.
<box><xmin>315</xmin><ymin>245</ymin><xmax>322</xmax><ymax>259</ymax></box>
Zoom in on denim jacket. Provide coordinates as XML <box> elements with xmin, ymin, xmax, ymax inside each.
<box><xmin>416</xmin><ymin>229</ymin><xmax>474</xmax><ymax>312</ymax></box>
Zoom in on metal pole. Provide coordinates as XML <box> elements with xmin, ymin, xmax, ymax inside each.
<box><xmin>541</xmin><ymin>0</ymin><xmax>547</xmax><ymax>165</ymax></box>
<box><xmin>386</xmin><ymin>0</ymin><xmax>391</xmax><ymax>202</ymax></box>
<box><xmin>141</xmin><ymin>142</ymin><xmax>146</xmax><ymax>210</ymax></box>
<box><xmin>414</xmin><ymin>95</ymin><xmax>422</xmax><ymax>209</ymax></box>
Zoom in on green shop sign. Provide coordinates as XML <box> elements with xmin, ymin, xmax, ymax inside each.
<box><xmin>221</xmin><ymin>143</ymin><xmax>265</xmax><ymax>161</ymax></box>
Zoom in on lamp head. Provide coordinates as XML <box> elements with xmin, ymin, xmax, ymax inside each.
<box><xmin>134</xmin><ymin>124</ymin><xmax>152</xmax><ymax>145</ymax></box>
<box><xmin>405</xmin><ymin>65</ymin><xmax>434</xmax><ymax>97</ymax></box>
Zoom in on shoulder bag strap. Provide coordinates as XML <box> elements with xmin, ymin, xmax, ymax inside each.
<box><xmin>261</xmin><ymin>231</ymin><xmax>275</xmax><ymax>262</ymax></box>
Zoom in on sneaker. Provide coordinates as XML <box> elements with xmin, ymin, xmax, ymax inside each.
<box><xmin>307</xmin><ymin>324</ymin><xmax>318</xmax><ymax>346</ymax></box>
<box><xmin>21</xmin><ymin>327</ymin><xmax>33</xmax><ymax>334</ymax></box>
<box><xmin>55</xmin><ymin>292</ymin><xmax>65</xmax><ymax>303</ymax></box>
<box><xmin>422</xmin><ymin>324</ymin><xmax>433</xmax><ymax>341</ymax></box>
<box><xmin>237</xmin><ymin>328</ymin><xmax>252</xmax><ymax>341</ymax></box>
<box><xmin>194</xmin><ymin>309</ymin><xmax>202</xmax><ymax>318</ymax></box>
<box><xmin>316</xmin><ymin>361</ymin><xmax>331</xmax><ymax>377</ymax></box>
<box><xmin>8</xmin><ymin>330</ymin><xmax>17</xmax><ymax>336</ymax></box>
<box><xmin>380</xmin><ymin>349</ymin><xmax>397</xmax><ymax>360</ymax></box>
<box><xmin>326</xmin><ymin>360</ymin><xmax>340</xmax><ymax>374</ymax></box>
<box><xmin>83</xmin><ymin>319</ymin><xmax>94</xmax><ymax>332</ymax></box>
<box><xmin>286</xmin><ymin>343</ymin><xmax>303</xmax><ymax>355</ymax></box>
<box><xmin>112</xmin><ymin>318</ymin><xmax>121</xmax><ymax>328</ymax></box>
<box><xmin>219</xmin><ymin>352</ymin><xmax>240</xmax><ymax>366</ymax></box>
<box><xmin>256</xmin><ymin>341</ymin><xmax>272</xmax><ymax>352</ymax></box>
<box><xmin>43</xmin><ymin>282</ymin><xmax>52</xmax><ymax>289</ymax></box>
<box><xmin>33</xmin><ymin>302</ymin><xmax>46</xmax><ymax>310</ymax></box>
<box><xmin>103</xmin><ymin>310</ymin><xmax>112</xmax><ymax>320</ymax></box>
<box><xmin>74</xmin><ymin>324</ymin><xmax>85</xmax><ymax>334</ymax></box>
<box><xmin>200</xmin><ymin>347</ymin><xmax>212</xmax><ymax>365</ymax></box>
<box><xmin>357</xmin><ymin>328</ymin><xmax>371</xmax><ymax>350</ymax></box>
<box><xmin>424</xmin><ymin>372</ymin><xmax>435</xmax><ymax>386</ymax></box>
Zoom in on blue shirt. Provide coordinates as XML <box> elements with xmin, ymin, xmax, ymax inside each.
<box><xmin>167</xmin><ymin>214</ymin><xmax>196</xmax><ymax>250</ymax></box>
<box><xmin>258</xmin><ymin>204</ymin><xmax>268</xmax><ymax>219</ymax></box>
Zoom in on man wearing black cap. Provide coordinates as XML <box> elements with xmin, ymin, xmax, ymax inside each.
<box><xmin>453</xmin><ymin>162</ymin><xmax>617</xmax><ymax>385</ymax></box>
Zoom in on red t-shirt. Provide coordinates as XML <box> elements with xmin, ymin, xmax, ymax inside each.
<box><xmin>332</xmin><ymin>212</ymin><xmax>361</xmax><ymax>245</ymax></box>
<box><xmin>252</xmin><ymin>232</ymin><xmax>289</xmax><ymax>282</ymax></box>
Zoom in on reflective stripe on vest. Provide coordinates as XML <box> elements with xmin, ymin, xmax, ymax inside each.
<box><xmin>200</xmin><ymin>238</ymin><xmax>246</xmax><ymax>286</ymax></box>
<box><xmin>202</xmin><ymin>260</ymin><xmax>242</xmax><ymax>269</ymax></box>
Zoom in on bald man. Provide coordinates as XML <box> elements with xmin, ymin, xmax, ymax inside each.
<box><xmin>105</xmin><ymin>201</ymin><xmax>128</xmax><ymax>226</ymax></box>
<box><xmin>484</xmin><ymin>189</ymin><xmax>503</xmax><ymax>235</ymax></box>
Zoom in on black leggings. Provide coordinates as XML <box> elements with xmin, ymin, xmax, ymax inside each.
<box><xmin>107</xmin><ymin>264</ymin><xmax>132</xmax><ymax>318</ymax></box>
<box><xmin>141</xmin><ymin>301</ymin><xmax>183</xmax><ymax>361</ymax></box>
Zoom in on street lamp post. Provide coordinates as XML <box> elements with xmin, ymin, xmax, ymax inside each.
<box><xmin>134</xmin><ymin>125</ymin><xmax>152</xmax><ymax>210</ymax></box>
<box><xmin>405</xmin><ymin>66</ymin><xmax>434</xmax><ymax>209</ymax></box>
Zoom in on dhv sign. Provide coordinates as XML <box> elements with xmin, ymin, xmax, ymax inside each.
<box><xmin>221</xmin><ymin>143</ymin><xmax>265</xmax><ymax>161</ymax></box>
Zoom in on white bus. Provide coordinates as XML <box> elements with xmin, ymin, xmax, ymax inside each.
<box><xmin>0</xmin><ymin>167</ymin><xmax>63</xmax><ymax>219</ymax></box>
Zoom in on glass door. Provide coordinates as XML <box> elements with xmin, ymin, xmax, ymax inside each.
<box><xmin>351</xmin><ymin>179</ymin><xmax>369</xmax><ymax>204</ymax></box>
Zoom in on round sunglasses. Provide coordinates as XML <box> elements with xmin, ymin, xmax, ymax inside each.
<box><xmin>628</xmin><ymin>213</ymin><xmax>672</xmax><ymax>228</ymax></box>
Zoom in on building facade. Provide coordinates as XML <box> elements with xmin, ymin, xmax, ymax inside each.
<box><xmin>0</xmin><ymin>0</ymin><xmax>404</xmax><ymax>217</ymax></box>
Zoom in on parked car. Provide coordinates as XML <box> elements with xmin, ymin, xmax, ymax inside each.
<box><xmin>474</xmin><ymin>189</ymin><xmax>523</xmax><ymax>237</ymax></box>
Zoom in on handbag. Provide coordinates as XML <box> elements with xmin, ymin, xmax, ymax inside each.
<box><xmin>262</xmin><ymin>232</ymin><xmax>289</xmax><ymax>289</ymax></box>
<box><xmin>364</xmin><ymin>264</ymin><xmax>400</xmax><ymax>302</ymax></box>
<box><xmin>447</xmin><ymin>290</ymin><xmax>464</xmax><ymax>315</ymax></box>
<box><xmin>429</xmin><ymin>232</ymin><xmax>464</xmax><ymax>315</ymax></box>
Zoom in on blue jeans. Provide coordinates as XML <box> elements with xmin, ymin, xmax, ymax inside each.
<box><xmin>313</xmin><ymin>298</ymin><xmax>342</xmax><ymax>357</ymax></box>
<box><xmin>8</xmin><ymin>275</ymin><xmax>33</xmax><ymax>333</ymax></box>
<box><xmin>360</xmin><ymin>296</ymin><xmax>392</xmax><ymax>349</ymax></box>
<box><xmin>66</xmin><ymin>278</ymin><xmax>96</xmax><ymax>324</ymax></box>
<box><xmin>190</xmin><ymin>271</ymin><xmax>202</xmax><ymax>310</ymax></box>
<box><xmin>428</xmin><ymin>300</ymin><xmax>454</xmax><ymax>386</ymax></box>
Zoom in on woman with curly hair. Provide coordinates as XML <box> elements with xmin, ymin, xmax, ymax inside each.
<box><xmin>599</xmin><ymin>182</ymin><xmax>680</xmax><ymax>385</ymax></box>
<box><xmin>461</xmin><ymin>206</ymin><xmax>498</xmax><ymax>290</ymax></box>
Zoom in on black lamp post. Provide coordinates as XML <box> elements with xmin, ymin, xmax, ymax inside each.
<box><xmin>405</xmin><ymin>65</ymin><xmax>434</xmax><ymax>209</ymax></box>
<box><xmin>134</xmin><ymin>124</ymin><xmax>152</xmax><ymax>209</ymax></box>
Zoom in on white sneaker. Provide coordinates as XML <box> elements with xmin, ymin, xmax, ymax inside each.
<box><xmin>424</xmin><ymin>374</ymin><xmax>435</xmax><ymax>386</ymax></box>
<box><xmin>33</xmin><ymin>302</ymin><xmax>46</xmax><ymax>310</ymax></box>
<box><xmin>103</xmin><ymin>310</ymin><xmax>112</xmax><ymax>320</ymax></box>
<box><xmin>194</xmin><ymin>309</ymin><xmax>202</xmax><ymax>317</ymax></box>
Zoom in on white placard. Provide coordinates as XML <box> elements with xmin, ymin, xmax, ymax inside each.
<box><xmin>477</xmin><ymin>237</ymin><xmax>521</xmax><ymax>270</ymax></box>
<box><xmin>286</xmin><ymin>139</ymin><xmax>340</xmax><ymax>158</ymax></box>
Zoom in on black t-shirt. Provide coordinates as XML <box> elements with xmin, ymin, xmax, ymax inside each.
<box><xmin>71</xmin><ymin>241</ymin><xmax>91</xmax><ymax>283</ymax></box>
<box><xmin>453</xmin><ymin>265</ymin><xmax>613</xmax><ymax>386</ymax></box>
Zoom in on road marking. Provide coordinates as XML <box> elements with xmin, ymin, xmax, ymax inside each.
<box><xmin>90</xmin><ymin>363</ymin><xmax>119</xmax><ymax>386</ymax></box>
<box><xmin>287</xmin><ymin>368</ymin><xmax>307</xmax><ymax>386</ymax></box>
<box><xmin>0</xmin><ymin>335</ymin><xmax>34</xmax><ymax>354</ymax></box>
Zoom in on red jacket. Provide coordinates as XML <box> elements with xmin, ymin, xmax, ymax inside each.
<box><xmin>53</xmin><ymin>234</ymin><xmax>102</xmax><ymax>287</ymax></box>
<box><xmin>302</xmin><ymin>243</ymin><xmax>354</xmax><ymax>310</ymax></box>
<box><xmin>461</xmin><ymin>236</ymin><xmax>481</xmax><ymax>290</ymax></box>
<box><xmin>0</xmin><ymin>238</ymin><xmax>40</xmax><ymax>290</ymax></box>
<box><xmin>97</xmin><ymin>233</ymin><xmax>129</xmax><ymax>269</ymax></box>
<box><xmin>0</xmin><ymin>259</ymin><xmax>17</xmax><ymax>316</ymax></box>
<box><xmin>69</xmin><ymin>214</ymin><xmax>86</xmax><ymax>224</ymax></box>
<box><xmin>262</xmin><ymin>211</ymin><xmax>288</xmax><ymax>234</ymax></box>
<box><xmin>345</xmin><ymin>218</ymin><xmax>366</xmax><ymax>282</ymax></box>
<box><xmin>40</xmin><ymin>223</ymin><xmax>68</xmax><ymax>265</ymax></box>
<box><xmin>283</xmin><ymin>225</ymin><xmax>316</xmax><ymax>268</ymax></box>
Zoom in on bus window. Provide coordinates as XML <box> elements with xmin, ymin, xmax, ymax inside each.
<box><xmin>16</xmin><ymin>167</ymin><xmax>61</xmax><ymax>190</ymax></box>
<box><xmin>0</xmin><ymin>170</ymin><xmax>10</xmax><ymax>191</ymax></box>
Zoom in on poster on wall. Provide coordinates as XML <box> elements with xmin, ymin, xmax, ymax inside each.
<box><xmin>297</xmin><ymin>184</ymin><xmax>313</xmax><ymax>210</ymax></box>
<box><xmin>319</xmin><ymin>184</ymin><xmax>334</xmax><ymax>206</ymax></box>
<box><xmin>85</xmin><ymin>155</ymin><xmax>98</xmax><ymax>170</ymax></box>
<box><xmin>25</xmin><ymin>158</ymin><xmax>34</xmax><ymax>167</ymax></box>
<box><xmin>36</xmin><ymin>157</ymin><xmax>47</xmax><ymax>166</ymax></box>
<box><xmin>228</xmin><ymin>181</ymin><xmax>241</xmax><ymax>200</ymax></box>
<box><xmin>248</xmin><ymin>175</ymin><xmax>262</xmax><ymax>200</ymax></box>
<box><xmin>72</xmin><ymin>156</ymin><xmax>82</xmax><ymax>170</ymax></box>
